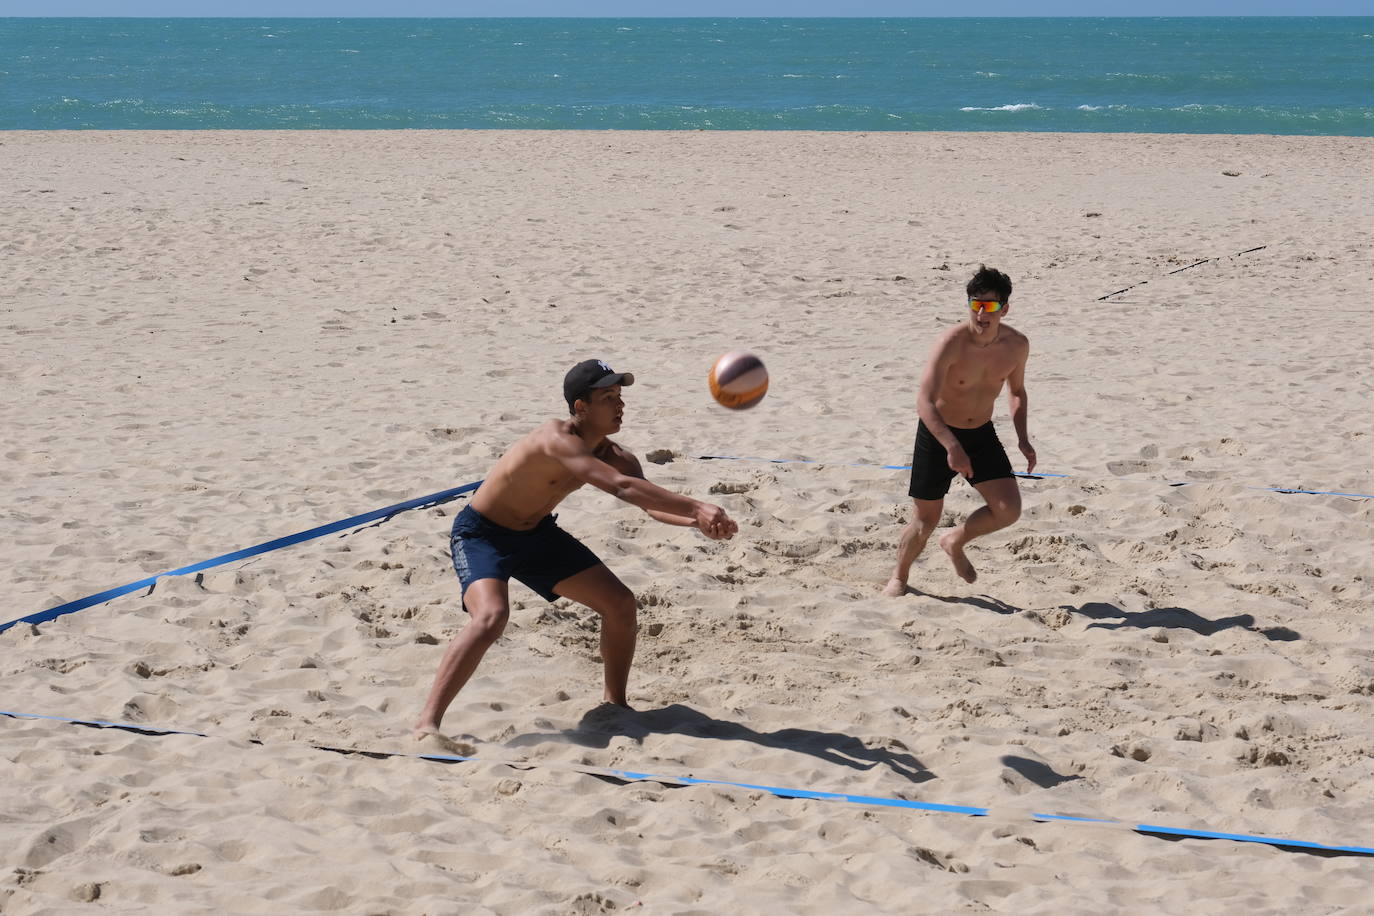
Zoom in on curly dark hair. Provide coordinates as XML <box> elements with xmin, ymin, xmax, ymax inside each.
<box><xmin>966</xmin><ymin>265</ymin><xmax>1012</xmax><ymax>302</ymax></box>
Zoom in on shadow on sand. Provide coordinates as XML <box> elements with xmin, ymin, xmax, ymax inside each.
<box><xmin>906</xmin><ymin>587</ymin><xmax>1023</xmax><ymax>616</ymax></box>
<box><xmin>999</xmin><ymin>754</ymin><xmax>1082</xmax><ymax>789</ymax></box>
<box><xmin>507</xmin><ymin>702</ymin><xmax>934</xmax><ymax>784</ymax></box>
<box><xmin>909</xmin><ymin>589</ymin><xmax>1299</xmax><ymax>642</ymax></box>
<box><xmin>1068</xmin><ymin>601</ymin><xmax>1300</xmax><ymax>641</ymax></box>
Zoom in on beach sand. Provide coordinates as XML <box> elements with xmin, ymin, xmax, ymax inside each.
<box><xmin>3</xmin><ymin>130</ymin><xmax>1373</xmax><ymax>912</ymax></box>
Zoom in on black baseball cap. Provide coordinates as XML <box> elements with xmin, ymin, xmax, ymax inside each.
<box><xmin>563</xmin><ymin>359</ymin><xmax>635</xmax><ymax>411</ymax></box>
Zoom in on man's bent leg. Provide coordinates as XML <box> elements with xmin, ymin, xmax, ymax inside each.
<box><xmin>939</xmin><ymin>477</ymin><xmax>1022</xmax><ymax>584</ymax></box>
<box><xmin>883</xmin><ymin>498</ymin><xmax>944</xmax><ymax>596</ymax></box>
<box><xmin>553</xmin><ymin>564</ymin><xmax>637</xmax><ymax>707</ymax></box>
<box><xmin>413</xmin><ymin>577</ymin><xmax>510</xmax><ymax>739</ymax></box>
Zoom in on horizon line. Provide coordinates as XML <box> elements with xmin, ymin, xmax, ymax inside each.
<box><xmin>5</xmin><ymin>13</ymin><xmax>1372</xmax><ymax>19</ymax></box>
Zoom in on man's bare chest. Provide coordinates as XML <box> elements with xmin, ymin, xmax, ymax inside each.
<box><xmin>946</xmin><ymin>352</ymin><xmax>1014</xmax><ymax>390</ymax></box>
<box><xmin>533</xmin><ymin>466</ymin><xmax>585</xmax><ymax>501</ymax></box>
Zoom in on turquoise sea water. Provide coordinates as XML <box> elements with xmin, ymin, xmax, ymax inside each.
<box><xmin>3</xmin><ymin>18</ymin><xmax>1372</xmax><ymax>134</ymax></box>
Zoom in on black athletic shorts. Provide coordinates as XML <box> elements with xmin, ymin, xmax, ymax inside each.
<box><xmin>908</xmin><ymin>419</ymin><xmax>1015</xmax><ymax>501</ymax></box>
<box><xmin>450</xmin><ymin>504</ymin><xmax>602</xmax><ymax>609</ymax></box>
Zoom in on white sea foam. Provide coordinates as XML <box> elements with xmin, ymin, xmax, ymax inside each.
<box><xmin>959</xmin><ymin>103</ymin><xmax>1043</xmax><ymax>112</ymax></box>
<box><xmin>975</xmin><ymin>71</ymin><xmax>1000</xmax><ymax>77</ymax></box>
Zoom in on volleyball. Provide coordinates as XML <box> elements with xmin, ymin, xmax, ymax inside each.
<box><xmin>708</xmin><ymin>351</ymin><xmax>769</xmax><ymax>410</ymax></box>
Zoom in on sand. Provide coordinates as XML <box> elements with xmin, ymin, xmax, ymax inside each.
<box><xmin>3</xmin><ymin>130</ymin><xmax>1374</xmax><ymax>913</ymax></box>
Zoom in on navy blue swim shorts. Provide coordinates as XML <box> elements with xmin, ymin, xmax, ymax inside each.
<box><xmin>450</xmin><ymin>504</ymin><xmax>602</xmax><ymax>609</ymax></box>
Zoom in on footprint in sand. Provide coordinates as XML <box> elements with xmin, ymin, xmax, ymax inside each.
<box><xmin>1107</xmin><ymin>459</ymin><xmax>1152</xmax><ymax>476</ymax></box>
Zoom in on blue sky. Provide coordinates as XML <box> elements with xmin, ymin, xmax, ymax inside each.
<box><xmin>8</xmin><ymin>2</ymin><xmax>1372</xmax><ymax>15</ymax></box>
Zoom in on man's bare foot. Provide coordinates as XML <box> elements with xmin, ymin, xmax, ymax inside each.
<box><xmin>413</xmin><ymin>727</ymin><xmax>477</xmax><ymax>757</ymax></box>
<box><xmin>881</xmin><ymin>577</ymin><xmax>911</xmax><ymax>597</ymax></box>
<box><xmin>939</xmin><ymin>531</ymin><xmax>977</xmax><ymax>583</ymax></box>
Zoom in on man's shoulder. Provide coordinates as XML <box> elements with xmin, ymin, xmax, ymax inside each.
<box><xmin>538</xmin><ymin>417</ymin><xmax>573</xmax><ymax>435</ymax></box>
<box><xmin>528</xmin><ymin>419</ymin><xmax>585</xmax><ymax>453</ymax></box>
<box><xmin>1001</xmin><ymin>324</ymin><xmax>1029</xmax><ymax>348</ymax></box>
<box><xmin>598</xmin><ymin>438</ymin><xmax>642</xmax><ymax>473</ymax></box>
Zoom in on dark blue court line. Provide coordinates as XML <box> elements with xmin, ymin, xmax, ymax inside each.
<box><xmin>1241</xmin><ymin>485</ymin><xmax>1373</xmax><ymax>498</ymax></box>
<box><xmin>1</xmin><ymin>481</ymin><xmax>481</xmax><ymax>635</ymax></box>
<box><xmin>11</xmin><ymin>452</ymin><xmax>1367</xmax><ymax>636</ymax></box>
<box><xmin>1096</xmin><ymin>245</ymin><xmax>1268</xmax><ymax>301</ymax></box>
<box><xmin>4</xmin><ymin>710</ymin><xmax>1371</xmax><ymax>857</ymax></box>
<box><xmin>695</xmin><ymin>455</ymin><xmax>1372</xmax><ymax>499</ymax></box>
<box><xmin>1</xmin><ymin>710</ymin><xmax>209</xmax><ymax>738</ymax></box>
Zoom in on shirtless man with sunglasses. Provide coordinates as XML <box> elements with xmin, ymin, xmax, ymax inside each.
<box><xmin>883</xmin><ymin>266</ymin><xmax>1036</xmax><ymax>594</ymax></box>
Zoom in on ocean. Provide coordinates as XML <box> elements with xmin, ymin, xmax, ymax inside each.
<box><xmin>3</xmin><ymin>17</ymin><xmax>1372</xmax><ymax>134</ymax></box>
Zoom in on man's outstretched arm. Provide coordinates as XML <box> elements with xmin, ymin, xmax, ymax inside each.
<box><xmin>554</xmin><ymin>436</ymin><xmax>736</xmax><ymax>539</ymax></box>
<box><xmin>606</xmin><ymin>444</ymin><xmax>737</xmax><ymax>537</ymax></box>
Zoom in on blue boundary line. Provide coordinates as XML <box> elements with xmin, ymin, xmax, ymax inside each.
<box><xmin>695</xmin><ymin>455</ymin><xmax>1373</xmax><ymax>499</ymax></box>
<box><xmin>1096</xmin><ymin>244</ymin><xmax>1268</xmax><ymax>301</ymax></box>
<box><xmin>9</xmin><ymin>452</ymin><xmax>1369</xmax><ymax>636</ymax></box>
<box><xmin>4</xmin><ymin>710</ymin><xmax>1371</xmax><ymax>857</ymax></box>
<box><xmin>1</xmin><ymin>481</ymin><xmax>481</xmax><ymax>634</ymax></box>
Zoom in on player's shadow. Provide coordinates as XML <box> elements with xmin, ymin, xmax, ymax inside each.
<box><xmin>906</xmin><ymin>590</ymin><xmax>1299</xmax><ymax>641</ymax></box>
<box><xmin>1067</xmin><ymin>602</ymin><xmax>1300</xmax><ymax>641</ymax></box>
<box><xmin>905</xmin><ymin>586</ymin><xmax>1022</xmax><ymax>615</ymax></box>
<box><xmin>1000</xmin><ymin>755</ymin><xmax>1082</xmax><ymax>789</ymax></box>
<box><xmin>506</xmin><ymin>702</ymin><xmax>934</xmax><ymax>784</ymax></box>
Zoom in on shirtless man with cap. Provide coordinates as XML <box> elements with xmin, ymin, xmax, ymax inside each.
<box><xmin>414</xmin><ymin>359</ymin><xmax>738</xmax><ymax>740</ymax></box>
<box><xmin>883</xmin><ymin>266</ymin><xmax>1037</xmax><ymax>595</ymax></box>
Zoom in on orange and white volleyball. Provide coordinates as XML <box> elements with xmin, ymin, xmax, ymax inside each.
<box><xmin>708</xmin><ymin>351</ymin><xmax>769</xmax><ymax>410</ymax></box>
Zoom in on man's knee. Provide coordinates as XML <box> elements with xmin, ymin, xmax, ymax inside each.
<box><xmin>913</xmin><ymin>500</ymin><xmax>943</xmax><ymax>533</ymax></box>
<box><xmin>597</xmin><ymin>589</ymin><xmax>638</xmax><ymax>627</ymax></box>
<box><xmin>467</xmin><ymin>605</ymin><xmax>510</xmax><ymax>642</ymax></box>
<box><xmin>991</xmin><ymin>493</ymin><xmax>1022</xmax><ymax>525</ymax></box>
